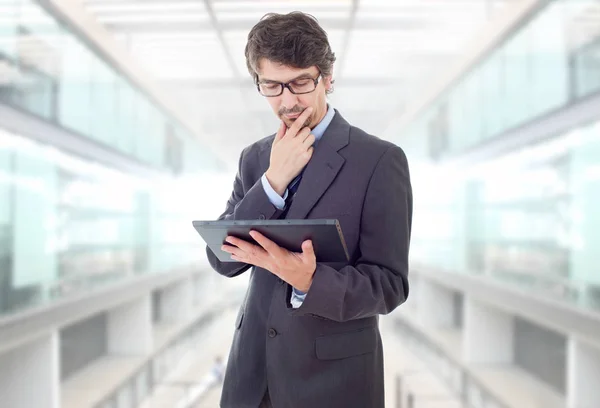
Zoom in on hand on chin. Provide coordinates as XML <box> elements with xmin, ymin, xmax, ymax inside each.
<box><xmin>283</xmin><ymin>116</ymin><xmax>310</xmax><ymax>129</ymax></box>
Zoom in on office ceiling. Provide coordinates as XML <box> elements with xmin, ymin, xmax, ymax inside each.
<box><xmin>81</xmin><ymin>0</ymin><xmax>516</xmax><ymax>166</ymax></box>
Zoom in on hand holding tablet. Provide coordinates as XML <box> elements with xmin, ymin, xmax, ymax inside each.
<box><xmin>193</xmin><ymin>219</ymin><xmax>349</xmax><ymax>263</ymax></box>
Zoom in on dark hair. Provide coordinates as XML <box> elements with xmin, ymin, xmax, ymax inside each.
<box><xmin>245</xmin><ymin>12</ymin><xmax>336</xmax><ymax>94</ymax></box>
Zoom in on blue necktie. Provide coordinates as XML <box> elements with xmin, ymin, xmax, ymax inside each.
<box><xmin>279</xmin><ymin>172</ymin><xmax>303</xmax><ymax>218</ymax></box>
<box><xmin>288</xmin><ymin>172</ymin><xmax>302</xmax><ymax>195</ymax></box>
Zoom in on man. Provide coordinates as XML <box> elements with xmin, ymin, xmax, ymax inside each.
<box><xmin>211</xmin><ymin>355</ymin><xmax>226</xmax><ymax>385</ymax></box>
<box><xmin>206</xmin><ymin>11</ymin><xmax>412</xmax><ymax>408</ymax></box>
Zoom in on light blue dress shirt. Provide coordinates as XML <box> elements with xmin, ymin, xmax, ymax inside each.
<box><xmin>260</xmin><ymin>105</ymin><xmax>336</xmax><ymax>308</ymax></box>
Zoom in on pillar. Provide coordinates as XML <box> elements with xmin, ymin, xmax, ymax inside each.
<box><xmin>107</xmin><ymin>295</ymin><xmax>153</xmax><ymax>355</ymax></box>
<box><xmin>463</xmin><ymin>297</ymin><xmax>514</xmax><ymax>363</ymax></box>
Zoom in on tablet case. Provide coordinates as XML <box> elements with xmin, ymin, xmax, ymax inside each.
<box><xmin>193</xmin><ymin>219</ymin><xmax>350</xmax><ymax>263</ymax></box>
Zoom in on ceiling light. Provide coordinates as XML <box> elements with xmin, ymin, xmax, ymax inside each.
<box><xmin>213</xmin><ymin>1</ymin><xmax>352</xmax><ymax>12</ymax></box>
<box><xmin>97</xmin><ymin>13</ymin><xmax>210</xmax><ymax>23</ymax></box>
<box><xmin>86</xmin><ymin>1</ymin><xmax>206</xmax><ymax>14</ymax></box>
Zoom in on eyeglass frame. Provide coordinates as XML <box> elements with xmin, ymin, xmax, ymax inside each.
<box><xmin>255</xmin><ymin>71</ymin><xmax>322</xmax><ymax>97</ymax></box>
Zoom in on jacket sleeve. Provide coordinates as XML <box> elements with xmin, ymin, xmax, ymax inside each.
<box><xmin>289</xmin><ymin>144</ymin><xmax>412</xmax><ymax>321</ymax></box>
<box><xmin>205</xmin><ymin>145</ymin><xmax>284</xmax><ymax>278</ymax></box>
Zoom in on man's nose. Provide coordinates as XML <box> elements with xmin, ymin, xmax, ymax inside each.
<box><xmin>280</xmin><ymin>86</ymin><xmax>298</xmax><ymax>109</ymax></box>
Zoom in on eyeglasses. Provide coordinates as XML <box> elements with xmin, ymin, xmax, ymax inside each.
<box><xmin>256</xmin><ymin>73</ymin><xmax>321</xmax><ymax>97</ymax></box>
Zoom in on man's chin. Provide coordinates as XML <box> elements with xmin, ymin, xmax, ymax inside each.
<box><xmin>282</xmin><ymin>116</ymin><xmax>311</xmax><ymax>129</ymax></box>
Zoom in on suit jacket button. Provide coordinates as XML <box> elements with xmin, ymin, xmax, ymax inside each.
<box><xmin>258</xmin><ymin>214</ymin><xmax>266</xmax><ymax>220</ymax></box>
<box><xmin>268</xmin><ymin>328</ymin><xmax>277</xmax><ymax>338</ymax></box>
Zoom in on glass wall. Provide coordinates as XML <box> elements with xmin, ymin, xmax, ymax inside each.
<box><xmin>573</xmin><ymin>34</ymin><xmax>600</xmax><ymax>99</ymax></box>
<box><xmin>389</xmin><ymin>0</ymin><xmax>600</xmax><ymax>159</ymax></box>
<box><xmin>0</xmin><ymin>126</ymin><xmax>219</xmax><ymax>316</ymax></box>
<box><xmin>409</xmin><ymin>118</ymin><xmax>600</xmax><ymax>311</ymax></box>
<box><xmin>0</xmin><ymin>0</ymin><xmax>229</xmax><ymax>318</ymax></box>
<box><xmin>0</xmin><ymin>0</ymin><xmax>220</xmax><ymax>174</ymax></box>
<box><xmin>388</xmin><ymin>0</ymin><xmax>600</xmax><ymax>313</ymax></box>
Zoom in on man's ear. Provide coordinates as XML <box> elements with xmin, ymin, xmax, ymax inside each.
<box><xmin>324</xmin><ymin>75</ymin><xmax>334</xmax><ymax>92</ymax></box>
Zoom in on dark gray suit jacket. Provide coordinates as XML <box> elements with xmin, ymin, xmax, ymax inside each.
<box><xmin>206</xmin><ymin>110</ymin><xmax>412</xmax><ymax>408</ymax></box>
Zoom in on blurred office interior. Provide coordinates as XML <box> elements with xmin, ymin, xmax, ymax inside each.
<box><xmin>0</xmin><ymin>0</ymin><xmax>599</xmax><ymax>407</ymax></box>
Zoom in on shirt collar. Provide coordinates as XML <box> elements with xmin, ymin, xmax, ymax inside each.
<box><xmin>311</xmin><ymin>104</ymin><xmax>335</xmax><ymax>141</ymax></box>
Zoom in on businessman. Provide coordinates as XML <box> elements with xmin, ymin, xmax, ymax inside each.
<box><xmin>206</xmin><ymin>11</ymin><xmax>412</xmax><ymax>408</ymax></box>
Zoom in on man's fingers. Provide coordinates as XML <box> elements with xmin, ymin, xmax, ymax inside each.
<box><xmin>301</xmin><ymin>240</ymin><xmax>315</xmax><ymax>262</ymax></box>
<box><xmin>303</xmin><ymin>146</ymin><xmax>315</xmax><ymax>161</ymax></box>
<box><xmin>296</xmin><ymin>127</ymin><xmax>311</xmax><ymax>140</ymax></box>
<box><xmin>221</xmin><ymin>243</ymin><xmax>235</xmax><ymax>254</ymax></box>
<box><xmin>225</xmin><ymin>236</ymin><xmax>262</xmax><ymax>257</ymax></box>
<box><xmin>249</xmin><ymin>231</ymin><xmax>281</xmax><ymax>256</ymax></box>
<box><xmin>221</xmin><ymin>243</ymin><xmax>243</xmax><ymax>259</ymax></box>
<box><xmin>287</xmin><ymin>107</ymin><xmax>313</xmax><ymax>137</ymax></box>
<box><xmin>274</xmin><ymin>121</ymin><xmax>286</xmax><ymax>143</ymax></box>
<box><xmin>302</xmin><ymin>133</ymin><xmax>316</xmax><ymax>149</ymax></box>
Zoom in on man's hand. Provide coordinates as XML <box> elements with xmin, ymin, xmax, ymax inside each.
<box><xmin>221</xmin><ymin>231</ymin><xmax>316</xmax><ymax>293</ymax></box>
<box><xmin>265</xmin><ymin>107</ymin><xmax>316</xmax><ymax>196</ymax></box>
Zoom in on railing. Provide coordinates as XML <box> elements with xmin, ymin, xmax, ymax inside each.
<box><xmin>394</xmin><ymin>317</ymin><xmax>510</xmax><ymax>408</ymax></box>
<box><xmin>93</xmin><ymin>308</ymin><xmax>222</xmax><ymax>408</ymax></box>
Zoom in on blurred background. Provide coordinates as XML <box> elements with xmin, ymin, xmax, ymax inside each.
<box><xmin>0</xmin><ymin>0</ymin><xmax>599</xmax><ymax>407</ymax></box>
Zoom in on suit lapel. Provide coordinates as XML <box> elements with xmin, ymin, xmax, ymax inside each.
<box><xmin>285</xmin><ymin>110</ymin><xmax>350</xmax><ymax>220</ymax></box>
<box><xmin>257</xmin><ymin>110</ymin><xmax>351</xmax><ymax>219</ymax></box>
<box><xmin>259</xmin><ymin>142</ymin><xmax>272</xmax><ymax>175</ymax></box>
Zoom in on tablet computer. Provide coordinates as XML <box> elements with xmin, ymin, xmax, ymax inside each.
<box><xmin>193</xmin><ymin>219</ymin><xmax>350</xmax><ymax>263</ymax></box>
